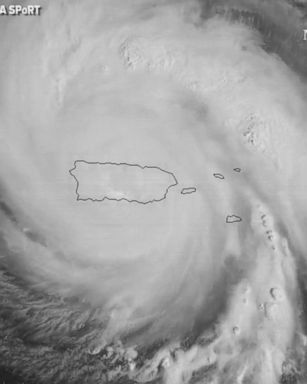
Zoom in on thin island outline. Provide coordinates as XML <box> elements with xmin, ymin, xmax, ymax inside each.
<box><xmin>226</xmin><ymin>215</ymin><xmax>242</xmax><ymax>224</ymax></box>
<box><xmin>181</xmin><ymin>187</ymin><xmax>197</xmax><ymax>195</ymax></box>
<box><xmin>69</xmin><ymin>160</ymin><xmax>178</xmax><ymax>205</ymax></box>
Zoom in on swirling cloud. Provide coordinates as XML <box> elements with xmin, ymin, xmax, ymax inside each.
<box><xmin>0</xmin><ymin>1</ymin><xmax>307</xmax><ymax>383</ymax></box>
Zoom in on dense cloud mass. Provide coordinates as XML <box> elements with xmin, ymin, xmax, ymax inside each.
<box><xmin>1</xmin><ymin>0</ymin><xmax>307</xmax><ymax>383</ymax></box>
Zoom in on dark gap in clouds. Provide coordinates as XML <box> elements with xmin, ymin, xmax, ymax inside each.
<box><xmin>191</xmin><ymin>255</ymin><xmax>245</xmax><ymax>339</ymax></box>
<box><xmin>297</xmin><ymin>264</ymin><xmax>307</xmax><ymax>332</ymax></box>
<box><xmin>199</xmin><ymin>0</ymin><xmax>307</xmax><ymax>78</ymax></box>
<box><xmin>0</xmin><ymin>200</ymin><xmax>17</xmax><ymax>224</ymax></box>
<box><xmin>0</xmin><ymin>367</ymin><xmax>36</xmax><ymax>384</ymax></box>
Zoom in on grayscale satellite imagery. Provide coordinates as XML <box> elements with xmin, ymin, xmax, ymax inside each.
<box><xmin>1</xmin><ymin>1</ymin><xmax>307</xmax><ymax>383</ymax></box>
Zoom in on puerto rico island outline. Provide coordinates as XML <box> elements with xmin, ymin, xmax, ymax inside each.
<box><xmin>69</xmin><ymin>160</ymin><xmax>178</xmax><ymax>205</ymax></box>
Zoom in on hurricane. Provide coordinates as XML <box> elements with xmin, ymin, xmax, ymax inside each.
<box><xmin>1</xmin><ymin>1</ymin><xmax>307</xmax><ymax>383</ymax></box>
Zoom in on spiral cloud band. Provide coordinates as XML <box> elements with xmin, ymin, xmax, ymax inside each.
<box><xmin>1</xmin><ymin>1</ymin><xmax>307</xmax><ymax>383</ymax></box>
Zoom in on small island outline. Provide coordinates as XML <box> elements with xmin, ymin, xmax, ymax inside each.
<box><xmin>213</xmin><ymin>173</ymin><xmax>225</xmax><ymax>180</ymax></box>
<box><xmin>226</xmin><ymin>215</ymin><xmax>242</xmax><ymax>223</ymax></box>
<box><xmin>181</xmin><ymin>187</ymin><xmax>197</xmax><ymax>195</ymax></box>
<box><xmin>69</xmin><ymin>160</ymin><xmax>178</xmax><ymax>205</ymax></box>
